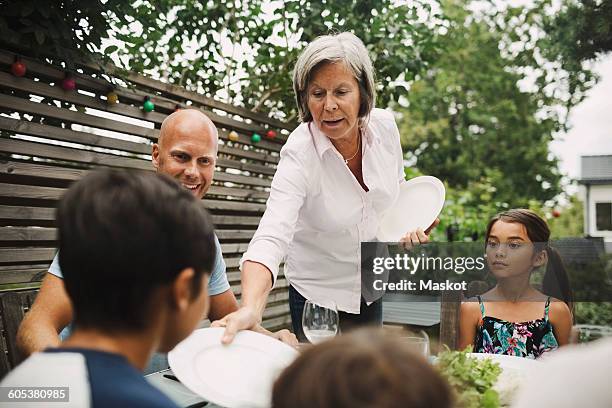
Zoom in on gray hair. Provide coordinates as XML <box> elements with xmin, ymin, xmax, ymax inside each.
<box><xmin>292</xmin><ymin>32</ymin><xmax>376</xmax><ymax>123</ymax></box>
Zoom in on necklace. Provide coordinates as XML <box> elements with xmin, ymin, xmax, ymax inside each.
<box><xmin>343</xmin><ymin>130</ymin><xmax>361</xmax><ymax>165</ymax></box>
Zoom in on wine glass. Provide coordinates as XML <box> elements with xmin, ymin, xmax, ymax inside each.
<box><xmin>400</xmin><ymin>337</ymin><xmax>429</xmax><ymax>357</ymax></box>
<box><xmin>302</xmin><ymin>300</ymin><xmax>339</xmax><ymax>344</ymax></box>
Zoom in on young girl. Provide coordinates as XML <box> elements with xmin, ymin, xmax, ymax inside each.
<box><xmin>458</xmin><ymin>209</ymin><xmax>573</xmax><ymax>358</ymax></box>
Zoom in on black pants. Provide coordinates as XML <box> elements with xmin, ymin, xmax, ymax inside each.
<box><xmin>288</xmin><ymin>285</ymin><xmax>383</xmax><ymax>343</ymax></box>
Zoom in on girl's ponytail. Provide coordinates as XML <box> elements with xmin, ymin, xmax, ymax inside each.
<box><xmin>543</xmin><ymin>246</ymin><xmax>574</xmax><ymax>311</ymax></box>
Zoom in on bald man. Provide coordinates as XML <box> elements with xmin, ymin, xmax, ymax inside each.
<box><xmin>17</xmin><ymin>110</ymin><xmax>296</xmax><ymax>365</ymax></box>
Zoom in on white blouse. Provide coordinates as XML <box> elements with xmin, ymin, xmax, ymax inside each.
<box><xmin>240</xmin><ymin>108</ymin><xmax>405</xmax><ymax>313</ymax></box>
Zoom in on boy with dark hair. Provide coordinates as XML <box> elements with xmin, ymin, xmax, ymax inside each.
<box><xmin>1</xmin><ymin>169</ymin><xmax>216</xmax><ymax>407</ymax></box>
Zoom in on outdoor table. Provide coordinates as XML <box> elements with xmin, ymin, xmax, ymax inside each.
<box><xmin>146</xmin><ymin>368</ymin><xmax>222</xmax><ymax>408</ymax></box>
<box><xmin>146</xmin><ymin>343</ymin><xmax>307</xmax><ymax>407</ymax></box>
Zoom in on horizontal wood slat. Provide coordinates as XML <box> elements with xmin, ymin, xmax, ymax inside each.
<box><xmin>216</xmin><ymin>157</ymin><xmax>276</xmax><ymax>177</ymax></box>
<box><xmin>0</xmin><ymin>227</ymin><xmax>254</xmax><ymax>243</ymax></box>
<box><xmin>220</xmin><ymin>243</ymin><xmax>250</xmax><ymax>255</ymax></box>
<box><xmin>214</xmin><ymin>230</ymin><xmax>256</xmax><ymax>240</ymax></box>
<box><xmin>213</xmin><ymin>172</ymin><xmax>271</xmax><ymax>188</ymax></box>
<box><xmin>211</xmin><ymin>215</ymin><xmax>262</xmax><ymax>227</ymax></box>
<box><xmin>0</xmin><ymin>267</ymin><xmax>47</xmax><ymax>285</ymax></box>
<box><xmin>0</xmin><ymin>205</ymin><xmax>264</xmax><ymax>228</ymax></box>
<box><xmin>0</xmin><ymin>248</ymin><xmax>55</xmax><ymax>264</ymax></box>
<box><xmin>0</xmin><ymin>184</ymin><xmax>267</xmax><ymax>213</ymax></box>
<box><xmin>0</xmin><ymin>206</ymin><xmax>55</xmax><ymax>221</ymax></box>
<box><xmin>1</xmin><ymin>136</ymin><xmax>276</xmax><ymax>181</ymax></box>
<box><xmin>0</xmin><ymin>93</ymin><xmax>158</xmax><ymax>139</ymax></box>
<box><xmin>0</xmin><ymin>227</ymin><xmax>55</xmax><ymax>241</ymax></box>
<box><xmin>0</xmin><ymin>159</ymin><xmax>271</xmax><ymax>194</ymax></box>
<box><xmin>0</xmin><ymin>183</ymin><xmax>64</xmax><ymax>201</ymax></box>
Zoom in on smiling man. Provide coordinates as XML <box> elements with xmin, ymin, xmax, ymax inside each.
<box><xmin>16</xmin><ymin>110</ymin><xmax>296</xmax><ymax>369</ymax></box>
<box><xmin>152</xmin><ymin>109</ymin><xmax>217</xmax><ymax>198</ymax></box>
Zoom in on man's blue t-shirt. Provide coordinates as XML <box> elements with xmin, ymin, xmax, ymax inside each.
<box><xmin>0</xmin><ymin>348</ymin><xmax>178</xmax><ymax>408</ymax></box>
<box><xmin>49</xmin><ymin>234</ymin><xmax>230</xmax><ymax>296</ymax></box>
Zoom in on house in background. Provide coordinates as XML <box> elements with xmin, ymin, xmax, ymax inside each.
<box><xmin>579</xmin><ymin>155</ymin><xmax>612</xmax><ymax>252</ymax></box>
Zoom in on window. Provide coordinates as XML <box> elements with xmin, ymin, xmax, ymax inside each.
<box><xmin>596</xmin><ymin>202</ymin><xmax>612</xmax><ymax>231</ymax></box>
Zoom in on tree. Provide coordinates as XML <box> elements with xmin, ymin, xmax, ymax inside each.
<box><xmin>540</xmin><ymin>0</ymin><xmax>612</xmax><ymax>108</ymax></box>
<box><xmin>0</xmin><ymin>0</ymin><xmax>124</xmax><ymax>67</ymax></box>
<box><xmin>103</xmin><ymin>0</ymin><xmax>443</xmax><ymax>120</ymax></box>
<box><xmin>1</xmin><ymin>1</ymin><xmax>444</xmax><ymax>120</ymax></box>
<box><xmin>551</xmin><ymin>0</ymin><xmax>612</xmax><ymax>61</ymax></box>
<box><xmin>399</xmin><ymin>2</ymin><xmax>564</xmax><ymax>212</ymax></box>
<box><xmin>548</xmin><ymin>194</ymin><xmax>584</xmax><ymax>239</ymax></box>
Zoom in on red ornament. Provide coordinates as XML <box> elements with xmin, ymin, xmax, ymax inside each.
<box><xmin>61</xmin><ymin>74</ymin><xmax>76</xmax><ymax>91</ymax></box>
<box><xmin>266</xmin><ymin>130</ymin><xmax>277</xmax><ymax>139</ymax></box>
<box><xmin>552</xmin><ymin>209</ymin><xmax>561</xmax><ymax>218</ymax></box>
<box><xmin>10</xmin><ymin>58</ymin><xmax>26</xmax><ymax>77</ymax></box>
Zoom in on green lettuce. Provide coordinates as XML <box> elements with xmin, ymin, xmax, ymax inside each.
<box><xmin>436</xmin><ymin>347</ymin><xmax>502</xmax><ymax>408</ymax></box>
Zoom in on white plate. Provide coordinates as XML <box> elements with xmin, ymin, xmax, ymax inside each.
<box><xmin>376</xmin><ymin>176</ymin><xmax>445</xmax><ymax>242</ymax></box>
<box><xmin>169</xmin><ymin>328</ymin><xmax>299</xmax><ymax>408</ymax></box>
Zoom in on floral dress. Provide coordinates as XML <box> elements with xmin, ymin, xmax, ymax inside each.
<box><xmin>473</xmin><ymin>296</ymin><xmax>559</xmax><ymax>359</ymax></box>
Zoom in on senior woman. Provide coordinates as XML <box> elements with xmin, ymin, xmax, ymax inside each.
<box><xmin>214</xmin><ymin>32</ymin><xmax>436</xmax><ymax>342</ymax></box>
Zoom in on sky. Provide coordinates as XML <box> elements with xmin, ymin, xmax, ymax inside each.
<box><xmin>550</xmin><ymin>55</ymin><xmax>612</xmax><ymax>181</ymax></box>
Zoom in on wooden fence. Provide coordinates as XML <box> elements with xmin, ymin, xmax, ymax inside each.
<box><xmin>0</xmin><ymin>48</ymin><xmax>294</xmax><ymax>339</ymax></box>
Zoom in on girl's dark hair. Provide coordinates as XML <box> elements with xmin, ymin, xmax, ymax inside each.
<box><xmin>272</xmin><ymin>329</ymin><xmax>452</xmax><ymax>408</ymax></box>
<box><xmin>485</xmin><ymin>209</ymin><xmax>573</xmax><ymax>308</ymax></box>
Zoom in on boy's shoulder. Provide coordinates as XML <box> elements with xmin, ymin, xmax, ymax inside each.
<box><xmin>1</xmin><ymin>348</ymin><xmax>177</xmax><ymax>408</ymax></box>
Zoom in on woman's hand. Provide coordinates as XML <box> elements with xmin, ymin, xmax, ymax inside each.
<box><xmin>253</xmin><ymin>326</ymin><xmax>299</xmax><ymax>346</ymax></box>
<box><xmin>211</xmin><ymin>306</ymin><xmax>261</xmax><ymax>344</ymax></box>
<box><xmin>212</xmin><ymin>309</ymin><xmax>299</xmax><ymax>346</ymax></box>
<box><xmin>399</xmin><ymin>218</ymin><xmax>440</xmax><ymax>250</ymax></box>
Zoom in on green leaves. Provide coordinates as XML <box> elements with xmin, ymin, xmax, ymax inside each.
<box><xmin>99</xmin><ymin>0</ymin><xmax>442</xmax><ymax>118</ymax></box>
<box><xmin>0</xmin><ymin>0</ymin><xmax>125</xmax><ymax>65</ymax></box>
<box><xmin>3</xmin><ymin>0</ymin><xmax>445</xmax><ymax>119</ymax></box>
<box><xmin>397</xmin><ymin>1</ymin><xmax>585</xmax><ymax>241</ymax></box>
<box><xmin>436</xmin><ymin>347</ymin><xmax>502</xmax><ymax>408</ymax></box>
<box><xmin>103</xmin><ymin>45</ymin><xmax>118</xmax><ymax>55</ymax></box>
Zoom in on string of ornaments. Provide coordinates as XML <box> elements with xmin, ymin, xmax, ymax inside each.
<box><xmin>227</xmin><ymin>129</ymin><xmax>277</xmax><ymax>143</ymax></box>
<box><xmin>8</xmin><ymin>54</ymin><xmax>282</xmax><ymax>146</ymax></box>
